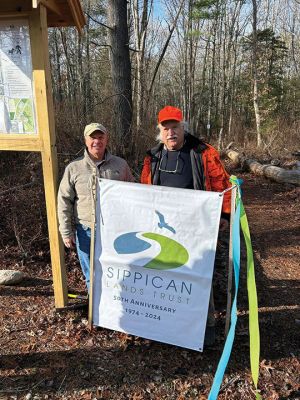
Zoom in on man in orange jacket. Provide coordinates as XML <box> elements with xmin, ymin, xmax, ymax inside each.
<box><xmin>140</xmin><ymin>105</ymin><xmax>231</xmax><ymax>346</ymax></box>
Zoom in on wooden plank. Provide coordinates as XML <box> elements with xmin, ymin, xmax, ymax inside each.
<box><xmin>66</xmin><ymin>0</ymin><xmax>85</xmax><ymax>32</ymax></box>
<box><xmin>0</xmin><ymin>135</ymin><xmax>43</xmax><ymax>151</ymax></box>
<box><xmin>38</xmin><ymin>0</ymin><xmax>85</xmax><ymax>30</ymax></box>
<box><xmin>66</xmin><ymin>0</ymin><xmax>80</xmax><ymax>32</ymax></box>
<box><xmin>88</xmin><ymin>175</ymin><xmax>98</xmax><ymax>328</ymax></box>
<box><xmin>29</xmin><ymin>6</ymin><xmax>68</xmax><ymax>308</ymax></box>
<box><xmin>0</xmin><ymin>12</ymin><xmax>30</xmax><ymax>18</ymax></box>
<box><xmin>33</xmin><ymin>0</ymin><xmax>63</xmax><ymax>16</ymax></box>
<box><xmin>0</xmin><ymin>1</ymin><xmax>32</xmax><ymax>12</ymax></box>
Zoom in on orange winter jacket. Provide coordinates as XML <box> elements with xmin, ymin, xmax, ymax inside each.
<box><xmin>140</xmin><ymin>134</ymin><xmax>231</xmax><ymax>214</ymax></box>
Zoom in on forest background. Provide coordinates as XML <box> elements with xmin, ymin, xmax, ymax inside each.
<box><xmin>0</xmin><ymin>0</ymin><xmax>300</xmax><ymax>258</ymax></box>
<box><xmin>50</xmin><ymin>0</ymin><xmax>300</xmax><ymax>160</ymax></box>
<box><xmin>0</xmin><ymin>2</ymin><xmax>299</xmax><ymax>398</ymax></box>
<box><xmin>1</xmin><ymin>0</ymin><xmax>300</xmax><ymax>266</ymax></box>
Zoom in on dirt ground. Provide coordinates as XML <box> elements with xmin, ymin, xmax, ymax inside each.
<box><xmin>0</xmin><ymin>173</ymin><xmax>299</xmax><ymax>400</ymax></box>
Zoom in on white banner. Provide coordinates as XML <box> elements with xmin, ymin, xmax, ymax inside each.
<box><xmin>92</xmin><ymin>179</ymin><xmax>223</xmax><ymax>351</ymax></box>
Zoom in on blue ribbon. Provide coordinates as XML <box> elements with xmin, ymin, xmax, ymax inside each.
<box><xmin>207</xmin><ymin>194</ymin><xmax>241</xmax><ymax>400</ymax></box>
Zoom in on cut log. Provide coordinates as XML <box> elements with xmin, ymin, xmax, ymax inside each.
<box><xmin>225</xmin><ymin>149</ymin><xmax>300</xmax><ymax>186</ymax></box>
<box><xmin>224</xmin><ymin>149</ymin><xmax>242</xmax><ymax>166</ymax></box>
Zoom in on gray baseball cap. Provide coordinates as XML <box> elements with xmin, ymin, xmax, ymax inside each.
<box><xmin>84</xmin><ymin>122</ymin><xmax>108</xmax><ymax>137</ymax></box>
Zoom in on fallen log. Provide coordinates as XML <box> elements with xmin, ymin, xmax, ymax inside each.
<box><xmin>245</xmin><ymin>159</ymin><xmax>300</xmax><ymax>185</ymax></box>
<box><xmin>225</xmin><ymin>149</ymin><xmax>300</xmax><ymax>186</ymax></box>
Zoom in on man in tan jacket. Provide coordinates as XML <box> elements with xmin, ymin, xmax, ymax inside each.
<box><xmin>58</xmin><ymin>122</ymin><xmax>134</xmax><ymax>290</ymax></box>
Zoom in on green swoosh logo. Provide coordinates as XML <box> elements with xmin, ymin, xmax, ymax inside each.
<box><xmin>141</xmin><ymin>232</ymin><xmax>189</xmax><ymax>270</ymax></box>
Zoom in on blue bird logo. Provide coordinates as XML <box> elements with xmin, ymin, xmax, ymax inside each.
<box><xmin>113</xmin><ymin>210</ymin><xmax>188</xmax><ymax>270</ymax></box>
<box><xmin>155</xmin><ymin>210</ymin><xmax>176</xmax><ymax>234</ymax></box>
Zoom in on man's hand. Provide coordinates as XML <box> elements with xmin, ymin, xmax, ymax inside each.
<box><xmin>63</xmin><ymin>236</ymin><xmax>76</xmax><ymax>249</ymax></box>
<box><xmin>219</xmin><ymin>218</ymin><xmax>229</xmax><ymax>231</ymax></box>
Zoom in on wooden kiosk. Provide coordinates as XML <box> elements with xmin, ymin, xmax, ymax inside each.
<box><xmin>0</xmin><ymin>1</ymin><xmax>85</xmax><ymax>308</ymax></box>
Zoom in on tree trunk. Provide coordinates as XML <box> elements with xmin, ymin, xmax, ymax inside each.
<box><xmin>131</xmin><ymin>0</ymin><xmax>150</xmax><ymax>135</ymax></box>
<box><xmin>225</xmin><ymin>149</ymin><xmax>300</xmax><ymax>186</ymax></box>
<box><xmin>107</xmin><ymin>0</ymin><xmax>133</xmax><ymax>151</ymax></box>
<box><xmin>147</xmin><ymin>0</ymin><xmax>185</xmax><ymax>97</ymax></box>
<box><xmin>252</xmin><ymin>0</ymin><xmax>262</xmax><ymax>147</ymax></box>
<box><xmin>84</xmin><ymin>0</ymin><xmax>92</xmax><ymax>123</ymax></box>
<box><xmin>53</xmin><ymin>29</ymin><xmax>63</xmax><ymax>102</ymax></box>
<box><xmin>207</xmin><ymin>17</ymin><xmax>218</xmax><ymax>141</ymax></box>
<box><xmin>246</xmin><ymin>160</ymin><xmax>300</xmax><ymax>185</ymax></box>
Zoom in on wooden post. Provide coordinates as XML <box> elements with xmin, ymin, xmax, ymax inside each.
<box><xmin>29</xmin><ymin>6</ymin><xmax>67</xmax><ymax>308</ymax></box>
<box><xmin>88</xmin><ymin>175</ymin><xmax>98</xmax><ymax>328</ymax></box>
<box><xmin>225</xmin><ymin>185</ymin><xmax>237</xmax><ymax>336</ymax></box>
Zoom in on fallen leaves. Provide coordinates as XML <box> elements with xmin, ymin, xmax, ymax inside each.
<box><xmin>0</xmin><ymin>175</ymin><xmax>299</xmax><ymax>399</ymax></box>
<box><xmin>260</xmin><ymin>359</ymin><xmax>275</xmax><ymax>376</ymax></box>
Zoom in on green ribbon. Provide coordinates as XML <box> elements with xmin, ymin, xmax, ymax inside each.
<box><xmin>230</xmin><ymin>176</ymin><xmax>261</xmax><ymax>399</ymax></box>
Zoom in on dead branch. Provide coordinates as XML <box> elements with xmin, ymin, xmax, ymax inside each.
<box><xmin>0</xmin><ymin>181</ymin><xmax>38</xmax><ymax>197</ymax></box>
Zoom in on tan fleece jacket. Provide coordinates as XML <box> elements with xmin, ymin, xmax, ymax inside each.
<box><xmin>57</xmin><ymin>149</ymin><xmax>134</xmax><ymax>238</ymax></box>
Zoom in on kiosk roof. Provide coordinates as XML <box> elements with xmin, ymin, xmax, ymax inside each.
<box><xmin>0</xmin><ymin>0</ymin><xmax>85</xmax><ymax>32</ymax></box>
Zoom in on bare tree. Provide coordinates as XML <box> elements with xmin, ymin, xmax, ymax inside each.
<box><xmin>46</xmin><ymin>0</ymin><xmax>300</xmax><ymax>153</ymax></box>
<box><xmin>252</xmin><ymin>0</ymin><xmax>262</xmax><ymax>147</ymax></box>
<box><xmin>107</xmin><ymin>0</ymin><xmax>133</xmax><ymax>151</ymax></box>
<box><xmin>131</xmin><ymin>0</ymin><xmax>152</xmax><ymax>134</ymax></box>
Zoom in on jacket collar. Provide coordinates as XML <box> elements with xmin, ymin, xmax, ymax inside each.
<box><xmin>84</xmin><ymin>148</ymin><xmax>112</xmax><ymax>166</ymax></box>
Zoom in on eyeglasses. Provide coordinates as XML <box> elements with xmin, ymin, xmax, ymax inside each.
<box><xmin>158</xmin><ymin>151</ymin><xmax>181</xmax><ymax>174</ymax></box>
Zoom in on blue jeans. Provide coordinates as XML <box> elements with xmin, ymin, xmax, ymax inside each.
<box><xmin>75</xmin><ymin>224</ymin><xmax>91</xmax><ymax>290</ymax></box>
